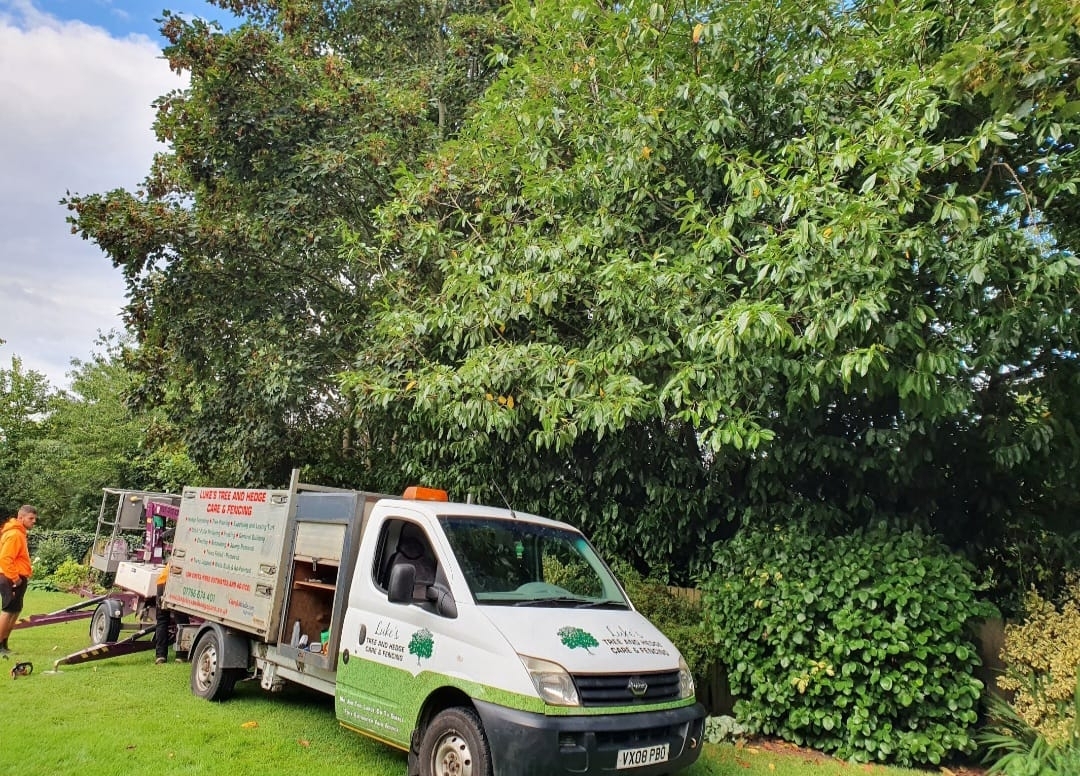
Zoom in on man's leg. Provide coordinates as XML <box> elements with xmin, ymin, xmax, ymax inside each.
<box><xmin>0</xmin><ymin>610</ymin><xmax>15</xmax><ymax>650</ymax></box>
<box><xmin>154</xmin><ymin>583</ymin><xmax>171</xmax><ymax>663</ymax></box>
<box><xmin>0</xmin><ymin>577</ymin><xmax>19</xmax><ymax>651</ymax></box>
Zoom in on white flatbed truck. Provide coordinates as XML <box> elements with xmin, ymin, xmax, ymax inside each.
<box><xmin>163</xmin><ymin>472</ymin><xmax>705</xmax><ymax>776</ymax></box>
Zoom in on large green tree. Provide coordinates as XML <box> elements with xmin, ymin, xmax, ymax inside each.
<box><xmin>346</xmin><ymin>0</ymin><xmax>1080</xmax><ymax>591</ymax></box>
<box><xmin>59</xmin><ymin>0</ymin><xmax>1080</xmax><ymax>601</ymax></box>
<box><xmin>0</xmin><ymin>354</ymin><xmax>54</xmax><ymax>517</ymax></box>
<box><xmin>65</xmin><ymin>0</ymin><xmax>509</xmax><ymax>486</ymax></box>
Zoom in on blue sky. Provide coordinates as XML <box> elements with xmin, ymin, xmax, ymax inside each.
<box><xmin>33</xmin><ymin>0</ymin><xmax>227</xmax><ymax>40</ymax></box>
<box><xmin>0</xmin><ymin>1</ymin><xmax>235</xmax><ymax>389</ymax></box>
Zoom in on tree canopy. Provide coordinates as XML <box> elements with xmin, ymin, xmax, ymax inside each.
<box><xmin>62</xmin><ymin>0</ymin><xmax>1080</xmax><ymax>600</ymax></box>
<box><xmin>65</xmin><ymin>0</ymin><xmax>510</xmax><ymax>486</ymax></box>
<box><xmin>346</xmin><ymin>0</ymin><xmax>1080</xmax><ymax>592</ymax></box>
<box><xmin>0</xmin><ymin>355</ymin><xmax>53</xmax><ymax>517</ymax></box>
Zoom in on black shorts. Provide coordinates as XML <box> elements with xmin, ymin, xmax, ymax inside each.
<box><xmin>0</xmin><ymin>576</ymin><xmax>27</xmax><ymax>614</ymax></box>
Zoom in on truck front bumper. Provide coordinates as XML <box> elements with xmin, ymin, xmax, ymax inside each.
<box><xmin>474</xmin><ymin>699</ymin><xmax>706</xmax><ymax>776</ymax></box>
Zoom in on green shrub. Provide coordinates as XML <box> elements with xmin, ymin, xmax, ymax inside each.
<box><xmin>997</xmin><ymin>579</ymin><xmax>1080</xmax><ymax>744</ymax></box>
<box><xmin>700</xmin><ymin>520</ymin><xmax>993</xmax><ymax>767</ymax></box>
<box><xmin>610</xmin><ymin>560</ymin><xmax>718</xmax><ymax>696</ymax></box>
<box><xmin>28</xmin><ymin>529</ymin><xmax>95</xmax><ymax>566</ymax></box>
<box><xmin>49</xmin><ymin>559</ymin><xmax>103</xmax><ymax>594</ymax></box>
<box><xmin>704</xmin><ymin>714</ymin><xmax>747</xmax><ymax>744</ymax></box>
<box><xmin>32</xmin><ymin>536</ymin><xmax>76</xmax><ymax>577</ymax></box>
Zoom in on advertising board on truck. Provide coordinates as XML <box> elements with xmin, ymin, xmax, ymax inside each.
<box><xmin>166</xmin><ymin>486</ymin><xmax>293</xmax><ymax>636</ymax></box>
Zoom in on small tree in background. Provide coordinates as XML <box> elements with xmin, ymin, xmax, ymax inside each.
<box><xmin>0</xmin><ymin>354</ymin><xmax>54</xmax><ymax>516</ymax></box>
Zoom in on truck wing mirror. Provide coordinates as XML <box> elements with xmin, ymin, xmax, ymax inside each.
<box><xmin>387</xmin><ymin>564</ymin><xmax>415</xmax><ymax>604</ymax></box>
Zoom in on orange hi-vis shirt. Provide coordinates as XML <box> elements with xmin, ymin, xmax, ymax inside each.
<box><xmin>0</xmin><ymin>518</ymin><xmax>32</xmax><ymax>583</ymax></box>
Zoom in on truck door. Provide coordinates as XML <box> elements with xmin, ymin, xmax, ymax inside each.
<box><xmin>335</xmin><ymin>513</ymin><xmax>458</xmax><ymax>748</ymax></box>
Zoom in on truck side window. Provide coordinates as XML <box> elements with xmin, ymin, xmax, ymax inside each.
<box><xmin>376</xmin><ymin>520</ymin><xmax>438</xmax><ymax>603</ymax></box>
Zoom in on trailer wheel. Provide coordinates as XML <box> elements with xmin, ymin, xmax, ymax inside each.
<box><xmin>89</xmin><ymin>602</ymin><xmax>121</xmax><ymax>644</ymax></box>
<box><xmin>419</xmin><ymin>707</ymin><xmax>492</xmax><ymax>776</ymax></box>
<box><xmin>190</xmin><ymin>631</ymin><xmax>242</xmax><ymax>701</ymax></box>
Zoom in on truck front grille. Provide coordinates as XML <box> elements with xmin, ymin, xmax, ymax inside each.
<box><xmin>572</xmin><ymin>670</ymin><xmax>682</xmax><ymax>706</ymax></box>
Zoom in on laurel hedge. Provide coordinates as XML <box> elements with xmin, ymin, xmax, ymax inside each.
<box><xmin>700</xmin><ymin>520</ymin><xmax>994</xmax><ymax>767</ymax></box>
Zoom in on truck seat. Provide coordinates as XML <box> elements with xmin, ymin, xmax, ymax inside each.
<box><xmin>388</xmin><ymin>523</ymin><xmax>437</xmax><ymax>601</ymax></box>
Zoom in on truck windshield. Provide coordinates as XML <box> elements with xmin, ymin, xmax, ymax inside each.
<box><xmin>439</xmin><ymin>516</ymin><xmax>630</xmax><ymax>608</ymax></box>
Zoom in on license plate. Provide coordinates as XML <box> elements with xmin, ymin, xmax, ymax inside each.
<box><xmin>616</xmin><ymin>743</ymin><xmax>669</xmax><ymax>769</ymax></box>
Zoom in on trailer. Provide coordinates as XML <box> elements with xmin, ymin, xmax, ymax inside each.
<box><xmin>17</xmin><ymin>488</ymin><xmax>184</xmax><ymax>668</ymax></box>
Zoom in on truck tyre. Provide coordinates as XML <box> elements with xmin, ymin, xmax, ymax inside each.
<box><xmin>89</xmin><ymin>602</ymin><xmax>121</xmax><ymax>644</ymax></box>
<box><xmin>190</xmin><ymin>630</ymin><xmax>242</xmax><ymax>701</ymax></box>
<box><xmin>419</xmin><ymin>707</ymin><xmax>493</xmax><ymax>776</ymax></box>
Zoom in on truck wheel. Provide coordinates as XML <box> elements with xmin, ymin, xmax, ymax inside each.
<box><xmin>190</xmin><ymin>631</ymin><xmax>241</xmax><ymax>701</ymax></box>
<box><xmin>419</xmin><ymin>707</ymin><xmax>492</xmax><ymax>776</ymax></box>
<box><xmin>89</xmin><ymin>602</ymin><xmax>121</xmax><ymax>644</ymax></box>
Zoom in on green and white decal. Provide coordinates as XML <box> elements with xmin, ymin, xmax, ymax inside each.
<box><xmin>558</xmin><ymin>626</ymin><xmax>599</xmax><ymax>653</ymax></box>
<box><xmin>408</xmin><ymin>628</ymin><xmax>434</xmax><ymax>664</ymax></box>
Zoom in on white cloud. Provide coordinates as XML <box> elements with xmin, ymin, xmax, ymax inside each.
<box><xmin>0</xmin><ymin>1</ymin><xmax>186</xmax><ymax>388</ymax></box>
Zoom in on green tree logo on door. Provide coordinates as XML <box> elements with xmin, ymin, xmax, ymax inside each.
<box><xmin>558</xmin><ymin>626</ymin><xmax>598</xmax><ymax>654</ymax></box>
<box><xmin>409</xmin><ymin>628</ymin><xmax>434</xmax><ymax>664</ymax></box>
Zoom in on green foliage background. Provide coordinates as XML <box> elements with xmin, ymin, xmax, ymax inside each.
<box><xmin>342</xmin><ymin>0</ymin><xmax>1080</xmax><ymax>602</ymax></box>
<box><xmin>28</xmin><ymin>530</ymin><xmax>96</xmax><ymax>576</ymax></box>
<box><xmin>1</xmin><ymin>338</ymin><xmax>198</xmax><ymax>531</ymax></box>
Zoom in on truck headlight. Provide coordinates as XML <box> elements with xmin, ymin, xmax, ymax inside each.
<box><xmin>520</xmin><ymin>655</ymin><xmax>580</xmax><ymax>706</ymax></box>
<box><xmin>678</xmin><ymin>656</ymin><xmax>695</xmax><ymax>699</ymax></box>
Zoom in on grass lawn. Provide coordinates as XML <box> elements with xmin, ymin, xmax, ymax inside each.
<box><xmin>6</xmin><ymin>591</ymin><xmax>961</xmax><ymax>776</ymax></box>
